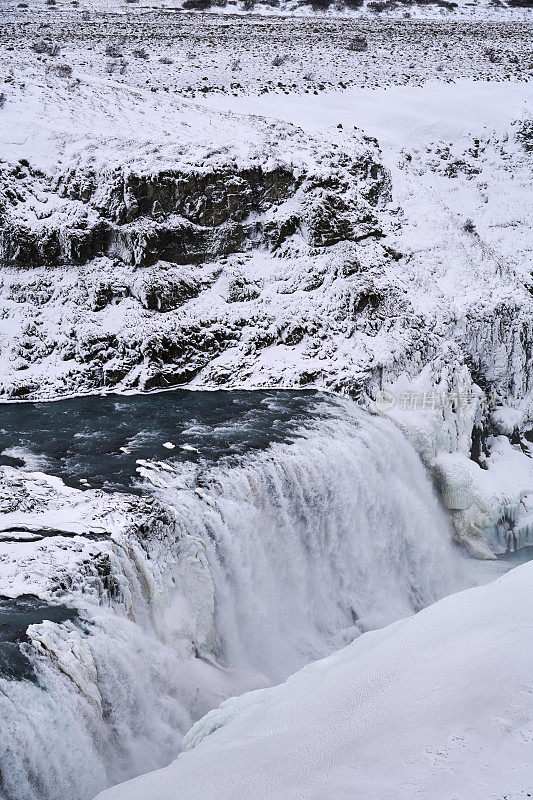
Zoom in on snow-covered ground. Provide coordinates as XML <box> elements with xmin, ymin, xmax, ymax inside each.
<box><xmin>96</xmin><ymin>558</ymin><xmax>533</xmax><ymax>800</ymax></box>
<box><xmin>2</xmin><ymin>0</ymin><xmax>532</xmax><ymax>18</ymax></box>
<box><xmin>0</xmin><ymin>12</ymin><xmax>531</xmax><ymax>409</ymax></box>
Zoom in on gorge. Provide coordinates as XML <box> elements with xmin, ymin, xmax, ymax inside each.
<box><xmin>0</xmin><ymin>6</ymin><xmax>532</xmax><ymax>799</ymax></box>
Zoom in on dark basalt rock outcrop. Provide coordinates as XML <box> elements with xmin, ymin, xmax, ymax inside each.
<box><xmin>74</xmin><ymin>166</ymin><xmax>297</xmax><ymax>226</ymax></box>
<box><xmin>0</xmin><ymin>146</ymin><xmax>390</xmax><ymax>271</ymax></box>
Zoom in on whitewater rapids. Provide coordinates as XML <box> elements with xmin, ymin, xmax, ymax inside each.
<box><xmin>142</xmin><ymin>397</ymin><xmax>461</xmax><ymax>681</ymax></box>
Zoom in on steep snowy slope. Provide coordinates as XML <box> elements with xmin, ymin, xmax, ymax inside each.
<box><xmin>96</xmin><ymin>559</ymin><xmax>533</xmax><ymax>800</ymax></box>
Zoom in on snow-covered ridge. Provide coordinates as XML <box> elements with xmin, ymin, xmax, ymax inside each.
<box><xmin>96</xmin><ymin>558</ymin><xmax>533</xmax><ymax>800</ymax></box>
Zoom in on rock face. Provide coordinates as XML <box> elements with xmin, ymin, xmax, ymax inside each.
<box><xmin>0</xmin><ymin>76</ymin><xmax>396</xmax><ymax>399</ymax></box>
<box><xmin>1</xmin><ymin>54</ymin><xmax>532</xmax><ymax>428</ymax></box>
<box><xmin>1</xmin><ymin>163</ymin><xmax>301</xmax><ymax>269</ymax></box>
<box><xmin>0</xmin><ymin>157</ymin><xmax>388</xmax><ymax>271</ymax></box>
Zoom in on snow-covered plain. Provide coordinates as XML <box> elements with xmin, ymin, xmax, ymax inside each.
<box><xmin>2</xmin><ymin>0</ymin><xmax>532</xmax><ymax>18</ymax></box>
<box><xmin>96</xmin><ymin>559</ymin><xmax>533</xmax><ymax>800</ymax></box>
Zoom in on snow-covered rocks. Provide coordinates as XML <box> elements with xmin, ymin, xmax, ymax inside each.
<box><xmin>0</xmin><ymin>465</ymin><xmax>217</xmax><ymax>653</ymax></box>
<box><xmin>0</xmin><ymin>19</ymin><xmax>531</xmax><ymax>412</ymax></box>
<box><xmin>429</xmin><ymin>436</ymin><xmax>533</xmax><ymax>556</ymax></box>
<box><xmin>0</xmin><ymin>69</ymin><xmax>398</xmax><ymax>398</ymax></box>
<box><xmin>96</xmin><ymin>559</ymin><xmax>533</xmax><ymax>800</ymax></box>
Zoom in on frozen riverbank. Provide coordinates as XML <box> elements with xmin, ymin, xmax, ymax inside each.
<box><xmin>96</xmin><ymin>558</ymin><xmax>533</xmax><ymax>800</ymax></box>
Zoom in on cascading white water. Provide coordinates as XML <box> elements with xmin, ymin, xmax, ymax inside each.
<box><xmin>0</xmin><ymin>394</ymin><xmax>463</xmax><ymax>800</ymax></box>
<box><xmin>0</xmin><ymin>608</ymin><xmax>208</xmax><ymax>800</ymax></box>
<box><xmin>0</xmin><ymin>597</ymin><xmax>266</xmax><ymax>800</ymax></box>
<box><xmin>144</xmin><ymin>397</ymin><xmax>461</xmax><ymax>682</ymax></box>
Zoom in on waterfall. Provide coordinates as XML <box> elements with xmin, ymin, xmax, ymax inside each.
<box><xmin>0</xmin><ymin>395</ymin><xmax>462</xmax><ymax>800</ymax></box>
<box><xmin>143</xmin><ymin>397</ymin><xmax>460</xmax><ymax>682</ymax></box>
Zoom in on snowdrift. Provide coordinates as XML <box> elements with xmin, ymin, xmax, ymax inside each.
<box><xmin>97</xmin><ymin>560</ymin><xmax>533</xmax><ymax>800</ymax></box>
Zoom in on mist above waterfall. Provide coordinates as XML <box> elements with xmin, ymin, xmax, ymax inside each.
<box><xmin>141</xmin><ymin>396</ymin><xmax>461</xmax><ymax>681</ymax></box>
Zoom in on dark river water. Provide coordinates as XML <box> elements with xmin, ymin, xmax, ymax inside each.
<box><xmin>0</xmin><ymin>597</ymin><xmax>78</xmax><ymax>682</ymax></box>
<box><xmin>0</xmin><ymin>389</ymin><xmax>325</xmax><ymax>492</ymax></box>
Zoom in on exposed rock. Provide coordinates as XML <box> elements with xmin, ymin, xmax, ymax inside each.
<box><xmin>0</xmin><ymin>81</ymin><xmax>397</xmax><ymax>400</ymax></box>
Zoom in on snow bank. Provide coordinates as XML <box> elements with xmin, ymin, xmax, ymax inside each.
<box><xmin>96</xmin><ymin>559</ymin><xmax>533</xmax><ymax>800</ymax></box>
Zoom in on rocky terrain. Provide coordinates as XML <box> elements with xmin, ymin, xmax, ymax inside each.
<box><xmin>0</xmin><ymin>11</ymin><xmax>531</xmax><ymax>406</ymax></box>
<box><xmin>2</xmin><ymin>0</ymin><xmax>532</xmax><ymax>16</ymax></box>
<box><xmin>0</xmin><ymin>84</ymin><xmax>393</xmax><ymax>396</ymax></box>
<box><xmin>1</xmin><ymin>11</ymin><xmax>531</xmax><ymax>96</ymax></box>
